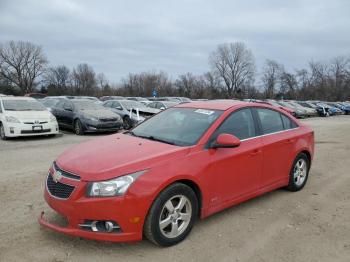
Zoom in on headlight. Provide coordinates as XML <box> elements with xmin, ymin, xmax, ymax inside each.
<box><xmin>87</xmin><ymin>170</ymin><xmax>147</xmax><ymax>197</ymax></box>
<box><xmin>5</xmin><ymin>116</ymin><xmax>20</xmax><ymax>123</ymax></box>
<box><xmin>50</xmin><ymin>114</ymin><xmax>57</xmax><ymax>122</ymax></box>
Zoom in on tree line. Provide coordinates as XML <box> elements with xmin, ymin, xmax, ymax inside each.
<box><xmin>1</xmin><ymin>40</ymin><xmax>350</xmax><ymax>101</ymax></box>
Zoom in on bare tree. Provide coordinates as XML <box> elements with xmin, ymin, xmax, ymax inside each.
<box><xmin>0</xmin><ymin>40</ymin><xmax>48</xmax><ymax>94</ymax></box>
<box><xmin>279</xmin><ymin>71</ymin><xmax>298</xmax><ymax>99</ymax></box>
<box><xmin>121</xmin><ymin>71</ymin><xmax>173</xmax><ymax>97</ymax></box>
<box><xmin>44</xmin><ymin>65</ymin><xmax>70</xmax><ymax>95</ymax></box>
<box><xmin>209</xmin><ymin>42</ymin><xmax>255</xmax><ymax>98</ymax></box>
<box><xmin>261</xmin><ymin>59</ymin><xmax>283</xmax><ymax>98</ymax></box>
<box><xmin>175</xmin><ymin>73</ymin><xmax>198</xmax><ymax>98</ymax></box>
<box><xmin>71</xmin><ymin>63</ymin><xmax>96</xmax><ymax>95</ymax></box>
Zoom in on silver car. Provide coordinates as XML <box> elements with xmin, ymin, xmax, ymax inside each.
<box><xmin>102</xmin><ymin>100</ymin><xmax>160</xmax><ymax>129</ymax></box>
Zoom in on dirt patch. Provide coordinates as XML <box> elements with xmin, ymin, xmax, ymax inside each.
<box><xmin>1</xmin><ymin>116</ymin><xmax>350</xmax><ymax>262</ymax></box>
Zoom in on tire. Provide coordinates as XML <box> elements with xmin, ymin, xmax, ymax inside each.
<box><xmin>74</xmin><ymin>119</ymin><xmax>84</xmax><ymax>135</ymax></box>
<box><xmin>123</xmin><ymin>116</ymin><xmax>132</xmax><ymax>130</ymax></box>
<box><xmin>144</xmin><ymin>183</ymin><xmax>198</xmax><ymax>247</ymax></box>
<box><xmin>286</xmin><ymin>153</ymin><xmax>310</xmax><ymax>192</ymax></box>
<box><xmin>0</xmin><ymin>123</ymin><xmax>7</xmax><ymax>140</ymax></box>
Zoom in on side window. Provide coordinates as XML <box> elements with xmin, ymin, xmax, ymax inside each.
<box><xmin>0</xmin><ymin>101</ymin><xmax>2</xmax><ymax>113</ymax></box>
<box><xmin>281</xmin><ymin>114</ymin><xmax>298</xmax><ymax>130</ymax></box>
<box><xmin>211</xmin><ymin>108</ymin><xmax>256</xmax><ymax>141</ymax></box>
<box><xmin>257</xmin><ymin>108</ymin><xmax>284</xmax><ymax>134</ymax></box>
<box><xmin>157</xmin><ymin>102</ymin><xmax>164</xmax><ymax>109</ymax></box>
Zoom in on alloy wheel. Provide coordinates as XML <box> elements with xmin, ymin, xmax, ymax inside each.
<box><xmin>293</xmin><ymin>158</ymin><xmax>307</xmax><ymax>186</ymax></box>
<box><xmin>159</xmin><ymin>195</ymin><xmax>192</xmax><ymax>239</ymax></box>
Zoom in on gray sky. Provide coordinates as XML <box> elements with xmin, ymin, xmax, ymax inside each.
<box><xmin>1</xmin><ymin>0</ymin><xmax>349</xmax><ymax>82</ymax></box>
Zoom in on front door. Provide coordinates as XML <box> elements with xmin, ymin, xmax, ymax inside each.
<box><xmin>203</xmin><ymin>108</ymin><xmax>263</xmax><ymax>206</ymax></box>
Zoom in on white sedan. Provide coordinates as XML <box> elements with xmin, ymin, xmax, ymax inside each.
<box><xmin>0</xmin><ymin>96</ymin><xmax>59</xmax><ymax>140</ymax></box>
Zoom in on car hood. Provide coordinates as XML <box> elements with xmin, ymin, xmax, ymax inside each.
<box><xmin>5</xmin><ymin>110</ymin><xmax>51</xmax><ymax>120</ymax></box>
<box><xmin>81</xmin><ymin>109</ymin><xmax>120</xmax><ymax>119</ymax></box>
<box><xmin>56</xmin><ymin>133</ymin><xmax>189</xmax><ymax>181</ymax></box>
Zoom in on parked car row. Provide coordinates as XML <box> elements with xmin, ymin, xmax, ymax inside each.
<box><xmin>1</xmin><ymin>94</ymin><xmax>350</xmax><ymax>140</ymax></box>
<box><xmin>247</xmin><ymin>99</ymin><xmax>350</xmax><ymax>118</ymax></box>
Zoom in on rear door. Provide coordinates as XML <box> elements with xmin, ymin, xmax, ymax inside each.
<box><xmin>255</xmin><ymin>108</ymin><xmax>297</xmax><ymax>188</ymax></box>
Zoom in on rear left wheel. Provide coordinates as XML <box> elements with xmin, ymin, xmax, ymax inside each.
<box><xmin>144</xmin><ymin>183</ymin><xmax>198</xmax><ymax>246</ymax></box>
<box><xmin>286</xmin><ymin>153</ymin><xmax>310</xmax><ymax>191</ymax></box>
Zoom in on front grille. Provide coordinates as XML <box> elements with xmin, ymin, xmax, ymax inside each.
<box><xmin>53</xmin><ymin>162</ymin><xmax>81</xmax><ymax>180</ymax></box>
<box><xmin>23</xmin><ymin>121</ymin><xmax>48</xmax><ymax>124</ymax></box>
<box><xmin>46</xmin><ymin>173</ymin><xmax>75</xmax><ymax>199</ymax></box>
<box><xmin>21</xmin><ymin>129</ymin><xmax>51</xmax><ymax>134</ymax></box>
<box><xmin>99</xmin><ymin>118</ymin><xmax>118</xmax><ymax>122</ymax></box>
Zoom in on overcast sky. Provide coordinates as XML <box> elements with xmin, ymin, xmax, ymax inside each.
<box><xmin>1</xmin><ymin>0</ymin><xmax>349</xmax><ymax>82</ymax></box>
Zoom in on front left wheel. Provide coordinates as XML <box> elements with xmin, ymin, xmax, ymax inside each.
<box><xmin>0</xmin><ymin>123</ymin><xmax>7</xmax><ymax>140</ymax></box>
<box><xmin>74</xmin><ymin>119</ymin><xmax>84</xmax><ymax>135</ymax></box>
<box><xmin>144</xmin><ymin>183</ymin><xmax>198</xmax><ymax>246</ymax></box>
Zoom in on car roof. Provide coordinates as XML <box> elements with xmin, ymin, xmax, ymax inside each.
<box><xmin>175</xmin><ymin>100</ymin><xmax>252</xmax><ymax>110</ymax></box>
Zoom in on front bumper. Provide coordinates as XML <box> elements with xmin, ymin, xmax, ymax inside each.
<box><xmin>82</xmin><ymin>119</ymin><xmax>123</xmax><ymax>133</ymax></box>
<box><xmin>39</xmin><ymin>212</ymin><xmax>139</xmax><ymax>242</ymax></box>
<box><xmin>39</xmin><ymin>169</ymin><xmax>148</xmax><ymax>242</ymax></box>
<box><xmin>4</xmin><ymin>121</ymin><xmax>59</xmax><ymax>137</ymax></box>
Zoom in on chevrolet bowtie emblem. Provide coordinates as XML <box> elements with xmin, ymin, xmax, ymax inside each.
<box><xmin>52</xmin><ymin>170</ymin><xmax>63</xmax><ymax>183</ymax></box>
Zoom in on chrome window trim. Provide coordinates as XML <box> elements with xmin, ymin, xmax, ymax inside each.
<box><xmin>240</xmin><ymin>127</ymin><xmax>299</xmax><ymax>142</ymax></box>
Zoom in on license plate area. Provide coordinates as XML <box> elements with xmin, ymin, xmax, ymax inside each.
<box><xmin>32</xmin><ymin>125</ymin><xmax>43</xmax><ymax>131</ymax></box>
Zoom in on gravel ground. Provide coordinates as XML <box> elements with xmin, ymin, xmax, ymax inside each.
<box><xmin>0</xmin><ymin>116</ymin><xmax>349</xmax><ymax>262</ymax></box>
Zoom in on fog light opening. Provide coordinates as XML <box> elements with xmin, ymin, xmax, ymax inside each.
<box><xmin>79</xmin><ymin>220</ymin><xmax>121</xmax><ymax>233</ymax></box>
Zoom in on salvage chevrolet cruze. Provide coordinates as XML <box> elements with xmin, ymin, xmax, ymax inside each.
<box><xmin>39</xmin><ymin>100</ymin><xmax>314</xmax><ymax>246</ymax></box>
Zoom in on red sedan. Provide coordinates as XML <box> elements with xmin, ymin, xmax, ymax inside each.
<box><xmin>39</xmin><ymin>101</ymin><xmax>314</xmax><ymax>246</ymax></box>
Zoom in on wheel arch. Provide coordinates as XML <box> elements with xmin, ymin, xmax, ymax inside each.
<box><xmin>296</xmin><ymin>149</ymin><xmax>312</xmax><ymax>168</ymax></box>
<box><xmin>147</xmin><ymin>177</ymin><xmax>203</xmax><ymax>219</ymax></box>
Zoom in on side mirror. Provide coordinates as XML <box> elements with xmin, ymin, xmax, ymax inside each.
<box><xmin>212</xmin><ymin>133</ymin><xmax>241</xmax><ymax>149</ymax></box>
<box><xmin>116</xmin><ymin>106</ymin><xmax>123</xmax><ymax>110</ymax></box>
<box><xmin>64</xmin><ymin>107</ymin><xmax>72</xmax><ymax>111</ymax></box>
<box><xmin>160</xmin><ymin>107</ymin><xmax>165</xmax><ymax>110</ymax></box>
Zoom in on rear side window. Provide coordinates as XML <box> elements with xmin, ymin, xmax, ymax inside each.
<box><xmin>281</xmin><ymin>114</ymin><xmax>298</xmax><ymax>130</ymax></box>
<box><xmin>257</xmin><ymin>108</ymin><xmax>284</xmax><ymax>135</ymax></box>
<box><xmin>211</xmin><ymin>108</ymin><xmax>256</xmax><ymax>141</ymax></box>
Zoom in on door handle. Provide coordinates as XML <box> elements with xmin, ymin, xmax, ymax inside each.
<box><xmin>249</xmin><ymin>149</ymin><xmax>262</xmax><ymax>156</ymax></box>
<box><xmin>284</xmin><ymin>139</ymin><xmax>295</xmax><ymax>144</ymax></box>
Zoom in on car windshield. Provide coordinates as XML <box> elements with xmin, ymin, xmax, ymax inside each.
<box><xmin>72</xmin><ymin>100</ymin><xmax>105</xmax><ymax>110</ymax></box>
<box><xmin>120</xmin><ymin>100</ymin><xmax>147</xmax><ymax>110</ymax></box>
<box><xmin>130</xmin><ymin>108</ymin><xmax>222</xmax><ymax>146</ymax></box>
<box><xmin>42</xmin><ymin>99</ymin><xmax>59</xmax><ymax>107</ymax></box>
<box><xmin>3</xmin><ymin>99</ymin><xmax>46</xmax><ymax>111</ymax></box>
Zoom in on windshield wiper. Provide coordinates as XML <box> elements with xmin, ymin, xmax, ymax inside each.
<box><xmin>127</xmin><ymin>132</ymin><xmax>176</xmax><ymax>145</ymax></box>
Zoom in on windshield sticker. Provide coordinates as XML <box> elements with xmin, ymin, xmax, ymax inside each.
<box><xmin>195</xmin><ymin>109</ymin><xmax>214</xmax><ymax>115</ymax></box>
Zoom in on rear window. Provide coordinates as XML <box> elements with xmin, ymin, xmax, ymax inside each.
<box><xmin>281</xmin><ymin>114</ymin><xmax>298</xmax><ymax>130</ymax></box>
